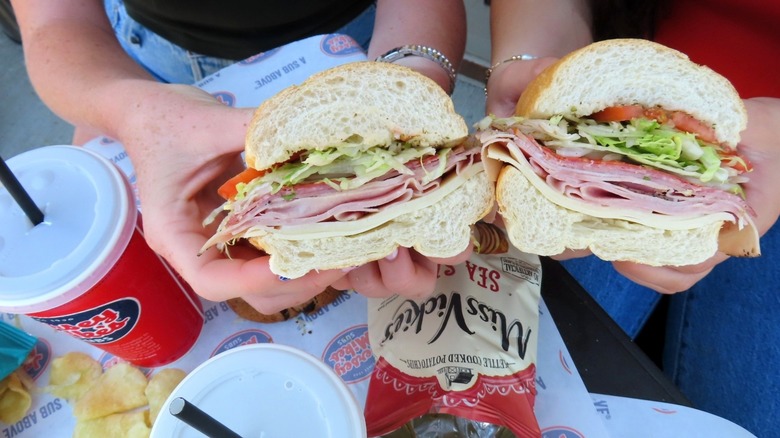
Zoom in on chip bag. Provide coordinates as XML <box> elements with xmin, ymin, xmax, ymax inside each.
<box><xmin>364</xmin><ymin>222</ymin><xmax>542</xmax><ymax>437</ymax></box>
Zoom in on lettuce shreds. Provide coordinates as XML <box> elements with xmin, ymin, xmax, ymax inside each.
<box><xmin>239</xmin><ymin>141</ymin><xmax>441</xmax><ymax>197</ymax></box>
<box><xmin>484</xmin><ymin>114</ymin><xmax>744</xmax><ymax>187</ymax></box>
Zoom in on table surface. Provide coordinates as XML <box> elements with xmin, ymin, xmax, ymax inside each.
<box><xmin>540</xmin><ymin>257</ymin><xmax>692</xmax><ymax>407</ymax></box>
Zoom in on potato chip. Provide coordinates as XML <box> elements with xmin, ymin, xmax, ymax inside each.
<box><xmin>0</xmin><ymin>371</ymin><xmax>32</xmax><ymax>424</ymax></box>
<box><xmin>73</xmin><ymin>410</ymin><xmax>151</xmax><ymax>438</ymax></box>
<box><xmin>145</xmin><ymin>368</ymin><xmax>186</xmax><ymax>425</ymax></box>
<box><xmin>46</xmin><ymin>352</ymin><xmax>102</xmax><ymax>401</ymax></box>
<box><xmin>73</xmin><ymin>362</ymin><xmax>148</xmax><ymax>420</ymax></box>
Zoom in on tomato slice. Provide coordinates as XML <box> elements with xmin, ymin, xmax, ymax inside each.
<box><xmin>591</xmin><ymin>105</ymin><xmax>645</xmax><ymax>122</ymax></box>
<box><xmin>217</xmin><ymin>167</ymin><xmax>268</xmax><ymax>200</ymax></box>
<box><xmin>669</xmin><ymin>111</ymin><xmax>719</xmax><ymax>144</ymax></box>
<box><xmin>592</xmin><ymin>105</ymin><xmax>721</xmax><ymax>145</ymax></box>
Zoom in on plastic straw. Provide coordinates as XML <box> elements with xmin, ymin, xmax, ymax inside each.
<box><xmin>169</xmin><ymin>397</ymin><xmax>244</xmax><ymax>438</ymax></box>
<box><xmin>0</xmin><ymin>155</ymin><xmax>44</xmax><ymax>226</ymax></box>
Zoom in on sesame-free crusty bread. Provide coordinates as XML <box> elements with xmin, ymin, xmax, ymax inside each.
<box><xmin>488</xmin><ymin>39</ymin><xmax>758</xmax><ymax>266</ymax></box>
<box><xmin>245</xmin><ymin>61</ymin><xmax>468</xmax><ymax>170</ymax></box>
<box><xmin>249</xmin><ymin>171</ymin><xmax>494</xmax><ymax>278</ymax></box>
<box><xmin>515</xmin><ymin>38</ymin><xmax>747</xmax><ymax>148</ymax></box>
<box><xmin>496</xmin><ymin>165</ymin><xmax>722</xmax><ymax>266</ymax></box>
<box><xmin>237</xmin><ymin>62</ymin><xmax>493</xmax><ymax>278</ymax></box>
<box><xmin>227</xmin><ymin>287</ymin><xmax>345</xmax><ymax>323</ymax></box>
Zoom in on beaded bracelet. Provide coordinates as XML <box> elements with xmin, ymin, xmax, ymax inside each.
<box><xmin>483</xmin><ymin>54</ymin><xmax>539</xmax><ymax>96</ymax></box>
<box><xmin>376</xmin><ymin>45</ymin><xmax>458</xmax><ymax>95</ymax></box>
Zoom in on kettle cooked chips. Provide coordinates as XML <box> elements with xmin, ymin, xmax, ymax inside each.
<box><xmin>73</xmin><ymin>410</ymin><xmax>151</xmax><ymax>438</ymax></box>
<box><xmin>0</xmin><ymin>371</ymin><xmax>33</xmax><ymax>425</ymax></box>
<box><xmin>44</xmin><ymin>353</ymin><xmax>187</xmax><ymax>437</ymax></box>
<box><xmin>46</xmin><ymin>352</ymin><xmax>103</xmax><ymax>401</ymax></box>
<box><xmin>145</xmin><ymin>368</ymin><xmax>187</xmax><ymax>425</ymax></box>
<box><xmin>73</xmin><ymin>362</ymin><xmax>149</xmax><ymax>421</ymax></box>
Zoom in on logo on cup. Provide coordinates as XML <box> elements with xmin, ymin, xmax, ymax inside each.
<box><xmin>321</xmin><ymin>34</ymin><xmax>363</xmax><ymax>56</ymax></box>
<box><xmin>31</xmin><ymin>298</ymin><xmax>140</xmax><ymax>345</ymax></box>
<box><xmin>322</xmin><ymin>325</ymin><xmax>374</xmax><ymax>383</ymax></box>
<box><xmin>212</xmin><ymin>329</ymin><xmax>273</xmax><ymax>357</ymax></box>
<box><xmin>22</xmin><ymin>338</ymin><xmax>51</xmax><ymax>381</ymax></box>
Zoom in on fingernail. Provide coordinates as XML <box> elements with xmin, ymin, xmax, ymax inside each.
<box><xmin>385</xmin><ymin>248</ymin><xmax>399</xmax><ymax>261</ymax></box>
<box><xmin>341</xmin><ymin>266</ymin><xmax>358</xmax><ymax>273</ymax></box>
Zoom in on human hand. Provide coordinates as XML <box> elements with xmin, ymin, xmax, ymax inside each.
<box><xmin>610</xmin><ymin>97</ymin><xmax>780</xmax><ymax>293</ymax></box>
<box><xmin>331</xmin><ymin>247</ymin><xmax>473</xmax><ymax>301</ymax></box>
<box><xmin>119</xmin><ymin>82</ymin><xmax>471</xmax><ymax>313</ymax></box>
<box><xmin>115</xmin><ymin>83</ymin><xmax>359</xmax><ymax>314</ymax></box>
<box><xmin>486</xmin><ymin>60</ymin><xmax>780</xmax><ymax>293</ymax></box>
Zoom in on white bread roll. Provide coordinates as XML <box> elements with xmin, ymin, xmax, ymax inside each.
<box><xmin>516</xmin><ymin>38</ymin><xmax>746</xmax><ymax>148</ymax></box>
<box><xmin>496</xmin><ymin>165</ymin><xmax>722</xmax><ymax>266</ymax></box>
<box><xmin>246</xmin><ymin>61</ymin><xmax>468</xmax><ymax>170</ymax></box>
<box><xmin>235</xmin><ymin>62</ymin><xmax>493</xmax><ymax>278</ymax></box>
<box><xmin>251</xmin><ymin>171</ymin><xmax>493</xmax><ymax>278</ymax></box>
<box><xmin>488</xmin><ymin>39</ymin><xmax>758</xmax><ymax>266</ymax></box>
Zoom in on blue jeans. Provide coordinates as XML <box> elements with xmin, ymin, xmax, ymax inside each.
<box><xmin>564</xmin><ymin>224</ymin><xmax>780</xmax><ymax>437</ymax></box>
<box><xmin>104</xmin><ymin>0</ymin><xmax>376</xmax><ymax>84</ymax></box>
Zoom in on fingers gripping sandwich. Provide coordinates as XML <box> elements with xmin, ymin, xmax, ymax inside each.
<box><xmin>202</xmin><ymin>62</ymin><xmax>494</xmax><ymax>278</ymax></box>
<box><xmin>477</xmin><ymin>39</ymin><xmax>759</xmax><ymax>266</ymax></box>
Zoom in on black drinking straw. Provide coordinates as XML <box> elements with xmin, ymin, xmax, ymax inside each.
<box><xmin>0</xmin><ymin>155</ymin><xmax>44</xmax><ymax>226</ymax></box>
<box><xmin>169</xmin><ymin>397</ymin><xmax>244</xmax><ymax>438</ymax></box>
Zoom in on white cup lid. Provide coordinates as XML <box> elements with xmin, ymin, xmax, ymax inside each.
<box><xmin>0</xmin><ymin>146</ymin><xmax>132</xmax><ymax>313</ymax></box>
<box><xmin>151</xmin><ymin>344</ymin><xmax>367</xmax><ymax>437</ymax></box>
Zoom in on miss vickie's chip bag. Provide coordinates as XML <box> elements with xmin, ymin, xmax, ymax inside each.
<box><xmin>364</xmin><ymin>222</ymin><xmax>542</xmax><ymax>437</ymax></box>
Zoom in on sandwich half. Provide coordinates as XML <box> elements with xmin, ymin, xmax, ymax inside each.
<box><xmin>477</xmin><ymin>39</ymin><xmax>759</xmax><ymax>266</ymax></box>
<box><xmin>203</xmin><ymin>62</ymin><xmax>494</xmax><ymax>278</ymax></box>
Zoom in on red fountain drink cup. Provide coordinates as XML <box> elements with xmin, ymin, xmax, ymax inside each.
<box><xmin>0</xmin><ymin>146</ymin><xmax>204</xmax><ymax>367</ymax></box>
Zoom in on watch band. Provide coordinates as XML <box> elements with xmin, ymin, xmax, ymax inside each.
<box><xmin>376</xmin><ymin>45</ymin><xmax>457</xmax><ymax>94</ymax></box>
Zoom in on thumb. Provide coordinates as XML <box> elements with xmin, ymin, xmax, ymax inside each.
<box><xmin>204</xmin><ymin>106</ymin><xmax>257</xmax><ymax>155</ymax></box>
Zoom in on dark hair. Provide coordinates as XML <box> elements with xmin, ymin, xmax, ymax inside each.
<box><xmin>589</xmin><ymin>0</ymin><xmax>664</xmax><ymax>41</ymax></box>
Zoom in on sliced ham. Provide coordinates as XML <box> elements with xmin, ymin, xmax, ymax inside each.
<box><xmin>479</xmin><ymin>128</ymin><xmax>755</xmax><ymax>226</ymax></box>
<box><xmin>210</xmin><ymin>144</ymin><xmax>481</xmax><ymax>244</ymax></box>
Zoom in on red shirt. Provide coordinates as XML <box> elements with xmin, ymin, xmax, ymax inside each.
<box><xmin>654</xmin><ymin>0</ymin><xmax>780</xmax><ymax>98</ymax></box>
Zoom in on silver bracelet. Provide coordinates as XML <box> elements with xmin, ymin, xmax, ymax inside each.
<box><xmin>376</xmin><ymin>45</ymin><xmax>458</xmax><ymax>94</ymax></box>
<box><xmin>484</xmin><ymin>54</ymin><xmax>540</xmax><ymax>96</ymax></box>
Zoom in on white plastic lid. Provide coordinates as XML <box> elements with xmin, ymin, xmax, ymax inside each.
<box><xmin>151</xmin><ymin>344</ymin><xmax>367</xmax><ymax>437</ymax></box>
<box><xmin>0</xmin><ymin>146</ymin><xmax>134</xmax><ymax>313</ymax></box>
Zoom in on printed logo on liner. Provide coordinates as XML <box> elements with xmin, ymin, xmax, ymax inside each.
<box><xmin>239</xmin><ymin>48</ymin><xmax>282</xmax><ymax>65</ymax></box>
<box><xmin>212</xmin><ymin>91</ymin><xmax>236</xmax><ymax>107</ymax></box>
<box><xmin>321</xmin><ymin>34</ymin><xmax>364</xmax><ymax>56</ymax></box>
<box><xmin>322</xmin><ymin>325</ymin><xmax>374</xmax><ymax>383</ymax></box>
<box><xmin>212</xmin><ymin>329</ymin><xmax>273</xmax><ymax>357</ymax></box>
<box><xmin>31</xmin><ymin>298</ymin><xmax>140</xmax><ymax>345</ymax></box>
<box><xmin>98</xmin><ymin>354</ymin><xmax>152</xmax><ymax>377</ymax></box>
<box><xmin>541</xmin><ymin>427</ymin><xmax>585</xmax><ymax>438</ymax></box>
<box><xmin>23</xmin><ymin>338</ymin><xmax>51</xmax><ymax>381</ymax></box>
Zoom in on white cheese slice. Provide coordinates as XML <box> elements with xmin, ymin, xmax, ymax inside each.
<box><xmin>485</xmin><ymin>142</ymin><xmax>760</xmax><ymax>256</ymax></box>
<box><xmin>241</xmin><ymin>164</ymin><xmax>484</xmax><ymax>240</ymax></box>
<box><xmin>486</xmin><ymin>143</ymin><xmax>732</xmax><ymax>230</ymax></box>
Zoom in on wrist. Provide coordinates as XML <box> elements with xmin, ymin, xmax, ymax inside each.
<box><xmin>375</xmin><ymin>45</ymin><xmax>458</xmax><ymax>94</ymax></box>
<box><xmin>93</xmin><ymin>78</ymin><xmax>163</xmax><ymax>142</ymax></box>
<box><xmin>484</xmin><ymin>54</ymin><xmax>539</xmax><ymax>88</ymax></box>
<box><xmin>485</xmin><ymin>58</ymin><xmax>555</xmax><ymax>117</ymax></box>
